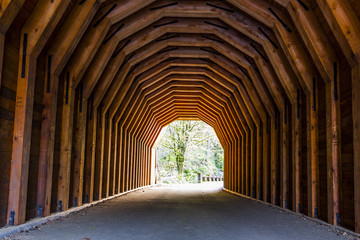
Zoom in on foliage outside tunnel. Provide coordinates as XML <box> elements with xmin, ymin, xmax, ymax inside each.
<box><xmin>156</xmin><ymin>121</ymin><xmax>224</xmax><ymax>184</ymax></box>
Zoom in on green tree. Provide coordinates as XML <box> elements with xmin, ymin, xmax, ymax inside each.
<box><xmin>156</xmin><ymin>120</ymin><xmax>223</xmax><ymax>184</ymax></box>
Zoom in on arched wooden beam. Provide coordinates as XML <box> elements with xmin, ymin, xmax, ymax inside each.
<box><xmin>97</xmin><ymin>0</ymin><xmax>313</xmax><ymax>94</ymax></box>
<box><xmin>115</xmin><ymin>87</ymin><xmax>235</xmax><ymax>190</ymax></box>
<box><xmin>0</xmin><ymin>0</ymin><xmax>25</xmax><ymax>87</ymax></box>
<box><xmin>127</xmin><ymin>85</ymin><xmax>243</xmax><ymax>146</ymax></box>
<box><xmin>100</xmin><ymin>26</ymin><xmax>284</xmax><ymax>112</ymax></box>
<box><xmin>80</xmin><ymin>12</ymin><xmax>298</xmax><ymax>104</ymax></box>
<box><xmin>114</xmin><ymin>68</ymin><xmax>249</xmax><ymax>153</ymax></box>
<box><xmin>121</xmin><ymin>81</ymin><xmax>250</xmax><ymax>188</ymax></box>
<box><xmin>101</xmin><ymin>47</ymin><xmax>276</xmax><ymax>201</ymax></box>
<box><xmin>132</xmin><ymin>76</ymin><xmax>247</xmax><ymax>140</ymax></box>
<box><xmin>109</xmin><ymin>73</ymin><xmax>246</xmax><ymax>193</ymax></box>
<box><xmin>110</xmin><ymin>62</ymin><xmax>260</xmax><ymax>129</ymax></box>
<box><xmin>126</xmin><ymin>82</ymin><xmax>243</xmax><ymax>143</ymax></box>
<box><xmin>97</xmin><ymin>43</ymin><xmax>285</xmax><ymax>117</ymax></box>
<box><xmin>287</xmin><ymin>0</ymin><xmax>338</xmax><ymax>83</ymax></box>
<box><xmin>129</xmin><ymin>90</ymin><xmax>236</xmax><ymax>148</ymax></box>
<box><xmin>124</xmin><ymin>86</ymin><xmax>253</xmax><ymax>193</ymax></box>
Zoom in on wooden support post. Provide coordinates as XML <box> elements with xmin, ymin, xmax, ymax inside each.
<box><xmin>237</xmin><ymin>137</ymin><xmax>242</xmax><ymax>193</ymax></box>
<box><xmin>257</xmin><ymin>124</ymin><xmax>263</xmax><ymax>200</ymax></box>
<box><xmin>0</xmin><ymin>32</ymin><xmax>4</xmax><ymax>87</ymax></box>
<box><xmin>233</xmin><ymin>140</ymin><xmax>236</xmax><ymax>192</ymax></box>
<box><xmin>7</xmin><ymin>35</ymin><xmax>36</xmax><ymax>225</ymax></box>
<box><xmin>326</xmin><ymin>64</ymin><xmax>341</xmax><ymax>226</ymax></box>
<box><xmin>242</xmin><ymin>135</ymin><xmax>246</xmax><ymax>195</ymax></box>
<box><xmin>120</xmin><ymin>127</ymin><xmax>126</xmax><ymax>192</ymax></box>
<box><xmin>84</xmin><ymin>103</ymin><xmax>96</xmax><ymax>203</ymax></box>
<box><xmin>132</xmin><ymin>136</ymin><xmax>136</xmax><ymax>189</ymax></box>
<box><xmin>251</xmin><ymin>128</ymin><xmax>257</xmax><ymax>198</ymax></box>
<box><xmin>110</xmin><ymin>119</ymin><xmax>117</xmax><ymax>195</ymax></box>
<box><xmin>37</xmin><ymin>63</ymin><xmax>59</xmax><ymax>217</ymax></box>
<box><xmin>137</xmin><ymin>139</ymin><xmax>141</xmax><ymax>188</ymax></box>
<box><xmin>307</xmin><ymin>87</ymin><xmax>319</xmax><ymax>218</ymax></box>
<box><xmin>125</xmin><ymin>131</ymin><xmax>130</xmax><ymax>191</ymax></box>
<box><xmin>57</xmin><ymin>72</ymin><xmax>76</xmax><ymax>212</ymax></box>
<box><xmin>127</xmin><ymin>132</ymin><xmax>132</xmax><ymax>190</ymax></box>
<box><xmin>116</xmin><ymin>124</ymin><xmax>122</xmax><ymax>193</ymax></box>
<box><xmin>71</xmin><ymin>91</ymin><xmax>87</xmax><ymax>207</ymax></box>
<box><xmin>263</xmin><ymin>117</ymin><xmax>270</xmax><ymax>202</ymax></box>
<box><xmin>246</xmin><ymin>133</ymin><xmax>251</xmax><ymax>196</ymax></box>
<box><xmin>134</xmin><ymin>138</ymin><xmax>138</xmax><ymax>189</ymax></box>
<box><xmin>230</xmin><ymin>142</ymin><xmax>233</xmax><ymax>191</ymax></box>
<box><xmin>281</xmin><ymin>108</ymin><xmax>290</xmax><ymax>209</ymax></box>
<box><xmin>235</xmin><ymin>138</ymin><xmax>239</xmax><ymax>193</ymax></box>
<box><xmin>131</xmin><ymin>135</ymin><xmax>136</xmax><ymax>189</ymax></box>
<box><xmin>102</xmin><ymin>111</ymin><xmax>110</xmax><ymax>198</ymax></box>
<box><xmin>352</xmin><ymin>64</ymin><xmax>360</xmax><ymax>232</ymax></box>
<box><xmin>94</xmin><ymin>106</ymin><xmax>103</xmax><ymax>200</ymax></box>
<box><xmin>271</xmin><ymin>118</ymin><xmax>279</xmax><ymax>205</ymax></box>
<box><xmin>292</xmin><ymin>100</ymin><xmax>301</xmax><ymax>212</ymax></box>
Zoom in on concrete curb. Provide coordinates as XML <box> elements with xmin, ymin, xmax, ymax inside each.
<box><xmin>0</xmin><ymin>185</ymin><xmax>154</xmax><ymax>239</ymax></box>
<box><xmin>223</xmin><ymin>188</ymin><xmax>360</xmax><ymax>239</ymax></box>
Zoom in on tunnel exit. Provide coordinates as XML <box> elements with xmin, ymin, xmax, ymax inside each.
<box><xmin>153</xmin><ymin>121</ymin><xmax>224</xmax><ymax>185</ymax></box>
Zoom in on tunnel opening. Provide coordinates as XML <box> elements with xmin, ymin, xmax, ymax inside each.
<box><xmin>155</xmin><ymin>120</ymin><xmax>224</xmax><ymax>184</ymax></box>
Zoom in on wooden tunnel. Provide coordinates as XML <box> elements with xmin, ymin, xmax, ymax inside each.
<box><xmin>0</xmin><ymin>0</ymin><xmax>360</xmax><ymax>233</ymax></box>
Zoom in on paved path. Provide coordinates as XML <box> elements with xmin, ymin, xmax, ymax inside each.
<box><xmin>6</xmin><ymin>183</ymin><xmax>357</xmax><ymax>240</ymax></box>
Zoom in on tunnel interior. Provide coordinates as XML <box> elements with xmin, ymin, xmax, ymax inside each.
<box><xmin>0</xmin><ymin>0</ymin><xmax>360</xmax><ymax>234</ymax></box>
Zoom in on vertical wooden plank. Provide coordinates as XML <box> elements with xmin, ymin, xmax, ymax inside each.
<box><xmin>282</xmin><ymin>107</ymin><xmax>290</xmax><ymax>209</ymax></box>
<box><xmin>352</xmin><ymin>64</ymin><xmax>360</xmax><ymax>233</ymax></box>
<box><xmin>102</xmin><ymin>111</ymin><xmax>110</xmax><ymax>198</ymax></box>
<box><xmin>242</xmin><ymin>135</ymin><xmax>246</xmax><ymax>195</ymax></box>
<box><xmin>292</xmin><ymin>99</ymin><xmax>301</xmax><ymax>212</ymax></box>
<box><xmin>57</xmin><ymin>72</ymin><xmax>76</xmax><ymax>212</ymax></box>
<box><xmin>257</xmin><ymin>124</ymin><xmax>263</xmax><ymax>200</ymax></box>
<box><xmin>116</xmin><ymin>123</ymin><xmax>122</xmax><ymax>193</ymax></box>
<box><xmin>110</xmin><ymin>119</ymin><xmax>117</xmax><ymax>195</ymax></box>
<box><xmin>0</xmin><ymin>32</ymin><xmax>4</xmax><ymax>87</ymax></box>
<box><xmin>233</xmin><ymin>140</ymin><xmax>236</xmax><ymax>191</ymax></box>
<box><xmin>271</xmin><ymin>118</ymin><xmax>279</xmax><ymax>205</ymax></box>
<box><xmin>229</xmin><ymin>142</ymin><xmax>233</xmax><ymax>190</ymax></box>
<box><xmin>132</xmin><ymin>136</ymin><xmax>137</xmax><ymax>189</ymax></box>
<box><xmin>235</xmin><ymin>138</ymin><xmax>239</xmax><ymax>193</ymax></box>
<box><xmin>106</xmin><ymin>117</ymin><xmax>116</xmax><ymax>196</ymax></box>
<box><xmin>120</xmin><ymin>127</ymin><xmax>126</xmax><ymax>192</ymax></box>
<box><xmin>71</xmin><ymin>90</ymin><xmax>87</xmax><ymax>207</ymax></box>
<box><xmin>251</xmin><ymin>127</ymin><xmax>257</xmax><ymax>198</ymax></box>
<box><xmin>326</xmin><ymin>64</ymin><xmax>341</xmax><ymax>226</ymax></box>
<box><xmin>138</xmin><ymin>140</ymin><xmax>142</xmax><ymax>187</ymax></box>
<box><xmin>7</xmin><ymin>34</ymin><xmax>36</xmax><ymax>225</ymax></box>
<box><xmin>237</xmin><ymin>137</ymin><xmax>242</xmax><ymax>193</ymax></box>
<box><xmin>128</xmin><ymin>133</ymin><xmax>133</xmax><ymax>190</ymax></box>
<box><xmin>83</xmin><ymin>103</ymin><xmax>96</xmax><ymax>203</ymax></box>
<box><xmin>93</xmin><ymin>106</ymin><xmax>103</xmax><ymax>200</ymax></box>
<box><xmin>246</xmin><ymin>133</ymin><xmax>251</xmax><ymax>196</ymax></box>
<box><xmin>263</xmin><ymin>117</ymin><xmax>270</xmax><ymax>202</ymax></box>
<box><xmin>37</xmin><ymin>60</ymin><xmax>59</xmax><ymax>217</ymax></box>
<box><xmin>125</xmin><ymin>131</ymin><xmax>130</xmax><ymax>191</ymax></box>
<box><xmin>307</xmin><ymin>87</ymin><xmax>319</xmax><ymax>218</ymax></box>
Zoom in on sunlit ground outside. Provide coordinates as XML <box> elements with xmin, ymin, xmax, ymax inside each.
<box><xmin>156</xmin><ymin>120</ymin><xmax>224</xmax><ymax>184</ymax></box>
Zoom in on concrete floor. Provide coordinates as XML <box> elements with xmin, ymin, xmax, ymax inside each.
<box><xmin>6</xmin><ymin>183</ymin><xmax>358</xmax><ymax>240</ymax></box>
